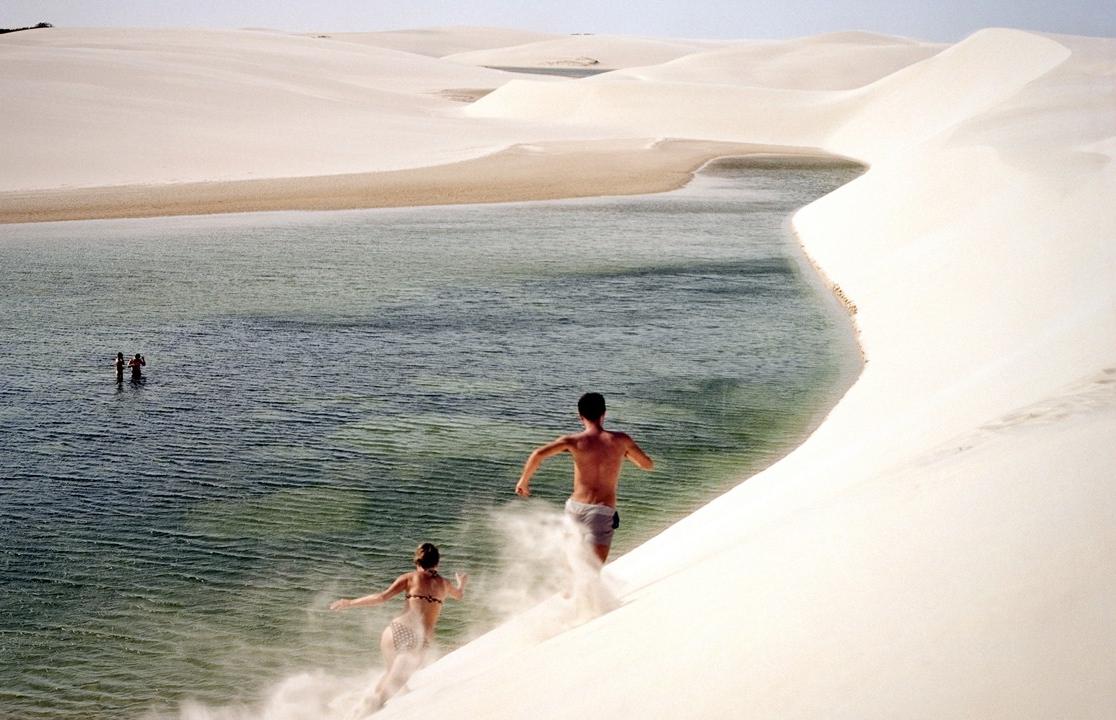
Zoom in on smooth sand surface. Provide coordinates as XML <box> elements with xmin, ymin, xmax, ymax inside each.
<box><xmin>4</xmin><ymin>24</ymin><xmax>1114</xmax><ymax>720</ymax></box>
<box><xmin>0</xmin><ymin>27</ymin><xmax>593</xmax><ymax>191</ymax></box>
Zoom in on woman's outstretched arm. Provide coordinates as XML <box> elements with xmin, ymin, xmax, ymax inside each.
<box><xmin>330</xmin><ymin>573</ymin><xmax>409</xmax><ymax>610</ymax></box>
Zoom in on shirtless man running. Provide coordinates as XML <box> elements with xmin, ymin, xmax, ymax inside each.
<box><xmin>515</xmin><ymin>392</ymin><xmax>653</xmax><ymax>563</ymax></box>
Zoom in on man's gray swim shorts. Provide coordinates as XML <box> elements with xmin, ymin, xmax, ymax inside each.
<box><xmin>565</xmin><ymin>498</ymin><xmax>619</xmax><ymax>546</ymax></box>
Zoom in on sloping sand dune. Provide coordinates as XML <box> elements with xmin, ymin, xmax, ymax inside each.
<box><xmin>466</xmin><ymin>29</ymin><xmax>1071</xmax><ymax>154</ymax></box>
<box><xmin>467</xmin><ymin>75</ymin><xmax>846</xmax><ymax>147</ymax></box>
<box><xmin>379</xmin><ymin>27</ymin><xmax>1116</xmax><ymax>720</ymax></box>
<box><xmin>830</xmin><ymin>29</ymin><xmax>1073</xmax><ymax>156</ymax></box>
<box><xmin>611</xmin><ymin>32</ymin><xmax>944</xmax><ymax>90</ymax></box>
<box><xmin>0</xmin><ymin>28</ymin><xmax>597</xmax><ymax>190</ymax></box>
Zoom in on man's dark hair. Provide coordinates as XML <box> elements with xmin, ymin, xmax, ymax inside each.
<box><xmin>578</xmin><ymin>392</ymin><xmax>606</xmax><ymax>422</ymax></box>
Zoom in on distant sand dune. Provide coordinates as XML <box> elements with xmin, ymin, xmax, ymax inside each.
<box><xmin>610</xmin><ymin>33</ymin><xmax>944</xmax><ymax>90</ymax></box>
<box><xmin>443</xmin><ymin>33</ymin><xmax>721</xmax><ymax>69</ymax></box>
<box><xmin>322</xmin><ymin>26</ymin><xmax>563</xmax><ymax>58</ymax></box>
<box><xmin>0</xmin><ymin>27</ymin><xmax>578</xmax><ymax>191</ymax></box>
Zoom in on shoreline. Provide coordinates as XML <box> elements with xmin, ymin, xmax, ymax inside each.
<box><xmin>0</xmin><ymin>140</ymin><xmax>853</xmax><ymax>225</ymax></box>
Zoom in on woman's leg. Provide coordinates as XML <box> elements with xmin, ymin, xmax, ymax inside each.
<box><xmin>376</xmin><ymin>648</ymin><xmax>423</xmax><ymax>702</ymax></box>
<box><xmin>373</xmin><ymin>625</ymin><xmax>397</xmax><ymax>700</ymax></box>
<box><xmin>347</xmin><ymin>626</ymin><xmax>394</xmax><ymax>719</ymax></box>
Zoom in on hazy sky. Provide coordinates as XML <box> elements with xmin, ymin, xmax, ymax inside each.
<box><xmin>3</xmin><ymin>1</ymin><xmax>1114</xmax><ymax>41</ymax></box>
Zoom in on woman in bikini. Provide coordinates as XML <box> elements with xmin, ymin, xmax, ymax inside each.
<box><xmin>330</xmin><ymin>542</ymin><xmax>467</xmax><ymax>711</ymax></box>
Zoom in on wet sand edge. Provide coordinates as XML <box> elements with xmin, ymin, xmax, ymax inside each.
<box><xmin>0</xmin><ymin>139</ymin><xmax>856</xmax><ymax>224</ymax></box>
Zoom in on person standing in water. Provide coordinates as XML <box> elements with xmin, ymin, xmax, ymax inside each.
<box><xmin>114</xmin><ymin>352</ymin><xmax>125</xmax><ymax>383</ymax></box>
<box><xmin>515</xmin><ymin>392</ymin><xmax>654</xmax><ymax>564</ymax></box>
<box><xmin>127</xmin><ymin>353</ymin><xmax>145</xmax><ymax>381</ymax></box>
<box><xmin>330</xmin><ymin>543</ymin><xmax>467</xmax><ymax>712</ymax></box>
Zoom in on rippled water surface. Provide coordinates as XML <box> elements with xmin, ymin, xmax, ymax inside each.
<box><xmin>0</xmin><ymin>160</ymin><xmax>861</xmax><ymax>718</ymax></box>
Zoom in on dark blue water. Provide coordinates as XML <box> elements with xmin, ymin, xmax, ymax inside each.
<box><xmin>0</xmin><ymin>159</ymin><xmax>862</xmax><ymax>719</ymax></box>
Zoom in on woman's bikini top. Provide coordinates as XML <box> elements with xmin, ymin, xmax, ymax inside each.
<box><xmin>406</xmin><ymin>569</ymin><xmax>443</xmax><ymax>604</ymax></box>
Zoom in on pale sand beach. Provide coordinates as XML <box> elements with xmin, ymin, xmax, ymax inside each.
<box><xmin>3</xmin><ymin>23</ymin><xmax>1114</xmax><ymax>720</ymax></box>
<box><xmin>0</xmin><ymin>139</ymin><xmax>830</xmax><ymax>223</ymax></box>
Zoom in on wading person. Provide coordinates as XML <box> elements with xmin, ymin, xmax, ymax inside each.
<box><xmin>114</xmin><ymin>352</ymin><xmax>125</xmax><ymax>383</ymax></box>
<box><xmin>128</xmin><ymin>353</ymin><xmax>145</xmax><ymax>381</ymax></box>
<box><xmin>515</xmin><ymin>392</ymin><xmax>654</xmax><ymax>564</ymax></box>
<box><xmin>330</xmin><ymin>543</ymin><xmax>467</xmax><ymax>712</ymax></box>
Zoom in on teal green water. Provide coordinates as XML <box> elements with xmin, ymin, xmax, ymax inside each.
<box><xmin>0</xmin><ymin>159</ymin><xmax>862</xmax><ymax>718</ymax></box>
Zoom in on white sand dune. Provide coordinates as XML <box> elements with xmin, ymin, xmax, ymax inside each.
<box><xmin>443</xmin><ymin>33</ymin><xmax>723</xmax><ymax>69</ymax></box>
<box><xmin>3</xmin><ymin>23</ymin><xmax>1114</xmax><ymax>719</ymax></box>
<box><xmin>466</xmin><ymin>29</ymin><xmax>1072</xmax><ymax>154</ymax></box>
<box><xmin>379</xmin><ymin>27</ymin><xmax>1116</xmax><ymax>720</ymax></box>
<box><xmin>0</xmin><ymin>27</ymin><xmax>598</xmax><ymax>190</ymax></box>
<box><xmin>610</xmin><ymin>32</ymin><xmax>944</xmax><ymax>90</ymax></box>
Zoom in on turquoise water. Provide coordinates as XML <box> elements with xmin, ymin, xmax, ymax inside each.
<box><xmin>0</xmin><ymin>159</ymin><xmax>862</xmax><ymax>719</ymax></box>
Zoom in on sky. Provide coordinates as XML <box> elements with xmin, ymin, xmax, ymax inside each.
<box><xmin>3</xmin><ymin>0</ymin><xmax>1114</xmax><ymax>41</ymax></box>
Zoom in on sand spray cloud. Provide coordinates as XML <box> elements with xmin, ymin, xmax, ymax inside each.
<box><xmin>158</xmin><ymin>502</ymin><xmax>617</xmax><ymax>719</ymax></box>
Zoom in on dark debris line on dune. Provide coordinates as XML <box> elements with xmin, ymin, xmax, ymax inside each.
<box><xmin>0</xmin><ymin>22</ymin><xmax>53</xmax><ymax>35</ymax></box>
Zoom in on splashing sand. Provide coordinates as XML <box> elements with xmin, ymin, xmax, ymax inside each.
<box><xmin>162</xmin><ymin>503</ymin><xmax>616</xmax><ymax>719</ymax></box>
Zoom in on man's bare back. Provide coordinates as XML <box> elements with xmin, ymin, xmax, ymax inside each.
<box><xmin>517</xmin><ymin>425</ymin><xmax>651</xmax><ymax>506</ymax></box>
<box><xmin>515</xmin><ymin>393</ymin><xmax>653</xmax><ymax>562</ymax></box>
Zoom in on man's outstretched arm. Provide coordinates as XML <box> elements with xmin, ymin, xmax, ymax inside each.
<box><xmin>515</xmin><ymin>437</ymin><xmax>571</xmax><ymax>496</ymax></box>
<box><xmin>625</xmin><ymin>439</ymin><xmax>654</xmax><ymax>470</ymax></box>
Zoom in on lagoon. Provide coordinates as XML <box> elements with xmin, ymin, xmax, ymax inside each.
<box><xmin>0</xmin><ymin>159</ymin><xmax>860</xmax><ymax>718</ymax></box>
